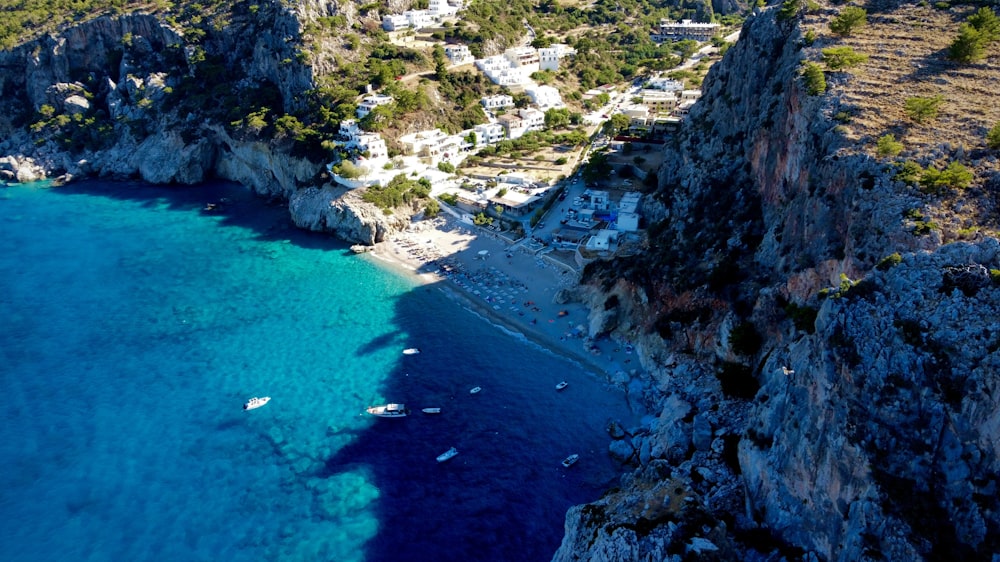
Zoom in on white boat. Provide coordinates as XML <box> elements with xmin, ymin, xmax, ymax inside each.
<box><xmin>366</xmin><ymin>403</ymin><xmax>409</xmax><ymax>418</ymax></box>
<box><xmin>243</xmin><ymin>396</ymin><xmax>270</xmax><ymax>410</ymax></box>
<box><xmin>421</xmin><ymin>407</ymin><xmax>442</xmax><ymax>414</ymax></box>
<box><xmin>436</xmin><ymin>447</ymin><xmax>459</xmax><ymax>462</ymax></box>
<box><xmin>561</xmin><ymin>454</ymin><xmax>579</xmax><ymax>467</ymax></box>
<box><xmin>469</xmin><ymin>386</ymin><xmax>482</xmax><ymax>394</ymax></box>
<box><xmin>555</xmin><ymin>381</ymin><xmax>569</xmax><ymax>391</ymax></box>
<box><xmin>403</xmin><ymin>348</ymin><xmax>421</xmax><ymax>355</ymax></box>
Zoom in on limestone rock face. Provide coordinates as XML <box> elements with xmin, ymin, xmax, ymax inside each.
<box><xmin>288</xmin><ymin>186</ymin><xmax>410</xmax><ymax>246</ymax></box>
<box><xmin>562</xmin><ymin>6</ymin><xmax>1000</xmax><ymax>561</ymax></box>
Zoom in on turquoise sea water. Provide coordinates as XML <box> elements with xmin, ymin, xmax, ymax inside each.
<box><xmin>0</xmin><ymin>180</ymin><xmax>638</xmax><ymax>562</ymax></box>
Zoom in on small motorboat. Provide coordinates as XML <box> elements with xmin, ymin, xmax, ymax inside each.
<box><xmin>403</xmin><ymin>348</ymin><xmax>421</xmax><ymax>355</ymax></box>
<box><xmin>421</xmin><ymin>407</ymin><xmax>442</xmax><ymax>414</ymax></box>
<box><xmin>243</xmin><ymin>396</ymin><xmax>270</xmax><ymax>410</ymax></box>
<box><xmin>437</xmin><ymin>447</ymin><xmax>459</xmax><ymax>462</ymax></box>
<box><xmin>469</xmin><ymin>386</ymin><xmax>482</xmax><ymax>394</ymax></box>
<box><xmin>561</xmin><ymin>454</ymin><xmax>579</xmax><ymax>468</ymax></box>
<box><xmin>366</xmin><ymin>403</ymin><xmax>409</xmax><ymax>418</ymax></box>
<box><xmin>555</xmin><ymin>381</ymin><xmax>569</xmax><ymax>391</ymax></box>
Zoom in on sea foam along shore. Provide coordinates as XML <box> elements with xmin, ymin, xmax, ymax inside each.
<box><xmin>364</xmin><ymin>214</ymin><xmax>642</xmax><ymax>384</ymax></box>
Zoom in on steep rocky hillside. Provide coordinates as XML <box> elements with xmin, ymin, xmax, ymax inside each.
<box><xmin>563</xmin><ymin>1</ymin><xmax>1000</xmax><ymax>559</ymax></box>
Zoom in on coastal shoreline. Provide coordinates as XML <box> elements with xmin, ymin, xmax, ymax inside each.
<box><xmin>362</xmin><ymin>215</ymin><xmax>641</xmax><ymax>389</ymax></box>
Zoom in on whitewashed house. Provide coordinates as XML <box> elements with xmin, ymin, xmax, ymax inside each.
<box><xmin>504</xmin><ymin>46</ymin><xmax>540</xmax><ymax>72</ymax></box>
<box><xmin>538</xmin><ymin>44</ymin><xmax>575</xmax><ymax>71</ymax></box>
<box><xmin>475</xmin><ymin>55</ymin><xmax>509</xmax><ymax>73</ymax></box>
<box><xmin>652</xmin><ymin>19</ymin><xmax>721</xmax><ymax>42</ymax></box>
<box><xmin>497</xmin><ymin>113</ymin><xmax>530</xmax><ymax>140</ymax></box>
<box><xmin>404</xmin><ymin>10</ymin><xmax>435</xmax><ymax>29</ymax></box>
<box><xmin>524</xmin><ymin>85</ymin><xmax>563</xmax><ymax>109</ymax></box>
<box><xmin>489</xmin><ymin>67</ymin><xmax>528</xmax><ymax>87</ymax></box>
<box><xmin>382</xmin><ymin>14</ymin><xmax>409</xmax><ymax>31</ymax></box>
<box><xmin>473</xmin><ymin>122</ymin><xmax>505</xmax><ymax>146</ymax></box>
<box><xmin>518</xmin><ymin>107</ymin><xmax>545</xmax><ymax>131</ymax></box>
<box><xmin>481</xmin><ymin>94</ymin><xmax>514</xmax><ymax>111</ymax></box>
<box><xmin>428</xmin><ymin>0</ymin><xmax>459</xmax><ymax>18</ymax></box>
<box><xmin>356</xmin><ymin>93</ymin><xmax>394</xmax><ymax>119</ymax></box>
<box><xmin>399</xmin><ymin>128</ymin><xmax>464</xmax><ymax>164</ymax></box>
<box><xmin>641</xmin><ymin>90</ymin><xmax>679</xmax><ymax>113</ymax></box>
<box><xmin>444</xmin><ymin>44</ymin><xmax>474</xmax><ymax>65</ymax></box>
<box><xmin>647</xmin><ymin>77</ymin><xmax>684</xmax><ymax>91</ymax></box>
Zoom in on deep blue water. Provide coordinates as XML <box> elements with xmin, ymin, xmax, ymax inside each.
<box><xmin>0</xmin><ymin>180</ymin><xmax>639</xmax><ymax>562</ymax></box>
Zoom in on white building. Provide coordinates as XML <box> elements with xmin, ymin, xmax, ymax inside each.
<box><xmin>641</xmin><ymin>90</ymin><xmax>679</xmax><ymax>113</ymax></box>
<box><xmin>481</xmin><ymin>94</ymin><xmax>514</xmax><ymax>111</ymax></box>
<box><xmin>619</xmin><ymin>192</ymin><xmax>642</xmax><ymax>213</ymax></box>
<box><xmin>585</xmin><ymin>229</ymin><xmax>619</xmax><ymax>252</ymax></box>
<box><xmin>428</xmin><ymin>0</ymin><xmax>458</xmax><ymax>18</ymax></box>
<box><xmin>681</xmin><ymin>89</ymin><xmax>702</xmax><ymax>101</ymax></box>
<box><xmin>336</xmin><ymin>120</ymin><xmax>389</xmax><ymax>164</ymax></box>
<box><xmin>475</xmin><ymin>55</ymin><xmax>510</xmax><ymax>73</ymax></box>
<box><xmin>404</xmin><ymin>10</ymin><xmax>436</xmax><ymax>29</ymax></box>
<box><xmin>652</xmin><ymin>19</ymin><xmax>721</xmax><ymax>42</ymax></box>
<box><xmin>444</xmin><ymin>44</ymin><xmax>474</xmax><ymax>65</ymax></box>
<box><xmin>382</xmin><ymin>14</ymin><xmax>409</xmax><ymax>31</ymax></box>
<box><xmin>504</xmin><ymin>46</ymin><xmax>540</xmax><ymax>71</ymax></box>
<box><xmin>538</xmin><ymin>44</ymin><xmax>575</xmax><ymax>71</ymax></box>
<box><xmin>398</xmin><ymin>128</ymin><xmax>464</xmax><ymax>164</ymax></box>
<box><xmin>356</xmin><ymin>93</ymin><xmax>394</xmax><ymax>119</ymax></box>
<box><xmin>489</xmin><ymin>67</ymin><xmax>528</xmax><ymax>87</ymax></box>
<box><xmin>518</xmin><ymin>107</ymin><xmax>545</xmax><ymax>131</ymax></box>
<box><xmin>473</xmin><ymin>122</ymin><xmax>505</xmax><ymax>146</ymax></box>
<box><xmin>647</xmin><ymin>77</ymin><xmax>684</xmax><ymax>91</ymax></box>
<box><xmin>617</xmin><ymin>212</ymin><xmax>640</xmax><ymax>232</ymax></box>
<box><xmin>498</xmin><ymin>113</ymin><xmax>530</xmax><ymax>140</ymax></box>
<box><xmin>524</xmin><ymin>84</ymin><xmax>563</xmax><ymax>109</ymax></box>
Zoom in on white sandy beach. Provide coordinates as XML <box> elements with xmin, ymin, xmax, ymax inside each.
<box><xmin>366</xmin><ymin>214</ymin><xmax>641</xmax><ymax>384</ymax></box>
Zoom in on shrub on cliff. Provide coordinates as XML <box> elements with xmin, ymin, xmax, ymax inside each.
<box><xmin>801</xmin><ymin>62</ymin><xmax>826</xmax><ymax>95</ymax></box>
<box><xmin>949</xmin><ymin>24</ymin><xmax>988</xmax><ymax>63</ymax></box>
<box><xmin>876</xmin><ymin>134</ymin><xmax>905</xmax><ymax>157</ymax></box>
<box><xmin>821</xmin><ymin>46</ymin><xmax>869</xmax><ymax>70</ymax></box>
<box><xmin>986</xmin><ymin>122</ymin><xmax>1000</xmax><ymax>149</ymax></box>
<box><xmin>829</xmin><ymin>6</ymin><xmax>867</xmax><ymax>36</ymax></box>
<box><xmin>920</xmin><ymin>161</ymin><xmax>973</xmax><ymax>194</ymax></box>
<box><xmin>904</xmin><ymin>95</ymin><xmax>944</xmax><ymax>124</ymax></box>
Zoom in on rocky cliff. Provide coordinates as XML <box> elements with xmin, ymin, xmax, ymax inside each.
<box><xmin>0</xmin><ymin>1</ymin><xmax>404</xmax><ymax>245</ymax></box>
<box><xmin>561</xmin><ymin>3</ymin><xmax>1000</xmax><ymax>560</ymax></box>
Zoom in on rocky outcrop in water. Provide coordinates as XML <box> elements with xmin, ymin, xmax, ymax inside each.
<box><xmin>289</xmin><ymin>185</ymin><xmax>410</xmax><ymax>246</ymax></box>
<box><xmin>562</xmin><ymin>4</ymin><xmax>1000</xmax><ymax>560</ymax></box>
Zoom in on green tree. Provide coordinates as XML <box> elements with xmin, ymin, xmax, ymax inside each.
<box><xmin>948</xmin><ymin>24</ymin><xmax>986</xmax><ymax>63</ymax></box>
<box><xmin>829</xmin><ymin>6</ymin><xmax>867</xmax><ymax>36</ymax></box>
<box><xmin>986</xmin><ymin>122</ymin><xmax>1000</xmax><ymax>149</ymax></box>
<box><xmin>822</xmin><ymin>46</ymin><xmax>869</xmax><ymax>70</ymax></box>
<box><xmin>778</xmin><ymin>0</ymin><xmax>803</xmax><ymax>21</ymax></box>
<box><xmin>433</xmin><ymin>44</ymin><xmax>447</xmax><ymax>81</ymax></box>
<box><xmin>801</xmin><ymin>62</ymin><xmax>826</xmax><ymax>95</ymax></box>
<box><xmin>969</xmin><ymin>7</ymin><xmax>1000</xmax><ymax>42</ymax></box>
<box><xmin>904</xmin><ymin>95</ymin><xmax>944</xmax><ymax>124</ymax></box>
<box><xmin>876</xmin><ymin>134</ymin><xmax>904</xmax><ymax>157</ymax></box>
<box><xmin>920</xmin><ymin>161</ymin><xmax>973</xmax><ymax>194</ymax></box>
<box><xmin>544</xmin><ymin>107</ymin><xmax>571</xmax><ymax>129</ymax></box>
<box><xmin>604</xmin><ymin>113</ymin><xmax>631</xmax><ymax>136</ymax></box>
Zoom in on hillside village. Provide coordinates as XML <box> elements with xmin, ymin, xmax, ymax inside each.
<box><xmin>327</xmin><ymin>4</ymin><xmax>731</xmax><ymax>269</ymax></box>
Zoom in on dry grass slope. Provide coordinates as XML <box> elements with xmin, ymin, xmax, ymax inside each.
<box><xmin>803</xmin><ymin>2</ymin><xmax>1000</xmax><ymax>239</ymax></box>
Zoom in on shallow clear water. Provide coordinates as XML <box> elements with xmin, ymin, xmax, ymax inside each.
<box><xmin>0</xmin><ymin>180</ymin><xmax>638</xmax><ymax>562</ymax></box>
